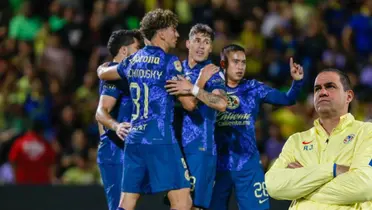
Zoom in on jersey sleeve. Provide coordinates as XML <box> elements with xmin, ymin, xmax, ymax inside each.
<box><xmin>100</xmin><ymin>80</ymin><xmax>122</xmax><ymax>99</ymax></box>
<box><xmin>305</xmin><ymin>124</ymin><xmax>372</xmax><ymax>205</ymax></box>
<box><xmin>253</xmin><ymin>80</ymin><xmax>275</xmax><ymax>100</ymax></box>
<box><xmin>263</xmin><ymin>80</ymin><xmax>303</xmax><ymax>105</ymax></box>
<box><xmin>117</xmin><ymin>56</ymin><xmax>132</xmax><ymax>79</ymax></box>
<box><xmin>165</xmin><ymin>56</ymin><xmax>183</xmax><ymax>80</ymax></box>
<box><xmin>265</xmin><ymin>133</ymin><xmax>334</xmax><ymax>200</ymax></box>
<box><xmin>206</xmin><ymin>70</ymin><xmax>226</xmax><ymax>92</ymax></box>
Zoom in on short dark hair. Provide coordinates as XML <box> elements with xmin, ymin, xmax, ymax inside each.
<box><xmin>319</xmin><ymin>68</ymin><xmax>352</xmax><ymax>91</ymax></box>
<box><xmin>140</xmin><ymin>9</ymin><xmax>178</xmax><ymax>41</ymax></box>
<box><xmin>189</xmin><ymin>24</ymin><xmax>215</xmax><ymax>41</ymax></box>
<box><xmin>107</xmin><ymin>30</ymin><xmax>143</xmax><ymax>57</ymax></box>
<box><xmin>220</xmin><ymin>44</ymin><xmax>245</xmax><ymax>63</ymax></box>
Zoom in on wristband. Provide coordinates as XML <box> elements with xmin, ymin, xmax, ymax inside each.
<box><xmin>192</xmin><ymin>85</ymin><xmax>200</xmax><ymax>96</ymax></box>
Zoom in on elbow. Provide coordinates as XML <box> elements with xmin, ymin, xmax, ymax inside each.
<box><xmin>356</xmin><ymin>177</ymin><xmax>372</xmax><ymax>202</ymax></box>
<box><xmin>95</xmin><ymin>110</ymin><xmax>101</xmax><ymax>123</ymax></box>
<box><xmin>184</xmin><ymin>105</ymin><xmax>196</xmax><ymax>112</ymax></box>
<box><xmin>265</xmin><ymin>172</ymin><xmax>298</xmax><ymax>200</ymax></box>
<box><xmin>265</xmin><ymin>175</ymin><xmax>282</xmax><ymax>199</ymax></box>
<box><xmin>182</xmin><ymin>101</ymin><xmax>197</xmax><ymax>112</ymax></box>
<box><xmin>97</xmin><ymin>70</ymin><xmax>103</xmax><ymax>80</ymax></box>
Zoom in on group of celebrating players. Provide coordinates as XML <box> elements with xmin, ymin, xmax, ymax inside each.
<box><xmin>95</xmin><ymin>8</ymin><xmax>304</xmax><ymax>210</ymax></box>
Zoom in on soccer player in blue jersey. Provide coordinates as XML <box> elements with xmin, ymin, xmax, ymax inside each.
<box><xmin>95</xmin><ymin>29</ymin><xmax>143</xmax><ymax>210</ymax></box>
<box><xmin>209</xmin><ymin>44</ymin><xmax>304</xmax><ymax>210</ymax></box>
<box><xmin>97</xmin><ymin>9</ymin><xmax>194</xmax><ymax>210</ymax></box>
<box><xmin>165</xmin><ymin>24</ymin><xmax>227</xmax><ymax>210</ymax></box>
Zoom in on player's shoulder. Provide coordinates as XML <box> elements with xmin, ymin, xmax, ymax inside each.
<box><xmin>165</xmin><ymin>54</ymin><xmax>182</xmax><ymax>72</ymax></box>
<box><xmin>217</xmin><ymin>68</ymin><xmax>225</xmax><ymax>80</ymax></box>
<box><xmin>249</xmin><ymin>79</ymin><xmax>266</xmax><ymax>87</ymax></box>
<box><xmin>164</xmin><ymin>53</ymin><xmax>180</xmax><ymax>62</ymax></box>
<box><xmin>356</xmin><ymin>121</ymin><xmax>372</xmax><ymax>136</ymax></box>
<box><xmin>122</xmin><ymin>53</ymin><xmax>137</xmax><ymax>66</ymax></box>
<box><xmin>237</xmin><ymin>79</ymin><xmax>260</xmax><ymax>89</ymax></box>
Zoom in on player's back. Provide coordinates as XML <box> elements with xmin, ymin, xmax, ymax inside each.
<box><xmin>118</xmin><ymin>46</ymin><xmax>182</xmax><ymax>145</ymax></box>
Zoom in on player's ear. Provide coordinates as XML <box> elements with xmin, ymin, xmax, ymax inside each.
<box><xmin>119</xmin><ymin>46</ymin><xmax>128</xmax><ymax>57</ymax></box>
<box><xmin>186</xmin><ymin>40</ymin><xmax>190</xmax><ymax>49</ymax></box>
<box><xmin>346</xmin><ymin>89</ymin><xmax>354</xmax><ymax>104</ymax></box>
<box><xmin>220</xmin><ymin>60</ymin><xmax>226</xmax><ymax>69</ymax></box>
<box><xmin>158</xmin><ymin>30</ymin><xmax>166</xmax><ymax>41</ymax></box>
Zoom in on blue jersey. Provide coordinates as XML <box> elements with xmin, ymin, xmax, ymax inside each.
<box><xmin>215</xmin><ymin>79</ymin><xmax>303</xmax><ymax>171</ymax></box>
<box><xmin>182</xmin><ymin>60</ymin><xmax>226</xmax><ymax>155</ymax></box>
<box><xmin>97</xmin><ymin>62</ymin><xmax>132</xmax><ymax>164</ymax></box>
<box><xmin>117</xmin><ymin>46</ymin><xmax>182</xmax><ymax>145</ymax></box>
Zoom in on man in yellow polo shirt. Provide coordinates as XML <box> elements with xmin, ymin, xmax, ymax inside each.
<box><xmin>265</xmin><ymin>69</ymin><xmax>372</xmax><ymax>209</ymax></box>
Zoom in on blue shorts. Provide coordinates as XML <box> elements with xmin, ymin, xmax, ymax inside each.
<box><xmin>184</xmin><ymin>152</ymin><xmax>217</xmax><ymax>209</ymax></box>
<box><xmin>98</xmin><ymin>163</ymin><xmax>123</xmax><ymax>210</ymax></box>
<box><xmin>210</xmin><ymin>154</ymin><xmax>269</xmax><ymax>210</ymax></box>
<box><xmin>122</xmin><ymin>144</ymin><xmax>190</xmax><ymax>194</ymax></box>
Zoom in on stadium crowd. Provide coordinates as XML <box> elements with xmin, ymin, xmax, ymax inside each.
<box><xmin>0</xmin><ymin>0</ymin><xmax>371</xmax><ymax>184</ymax></box>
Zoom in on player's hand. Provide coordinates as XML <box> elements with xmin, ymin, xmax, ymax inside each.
<box><xmin>115</xmin><ymin>122</ymin><xmax>131</xmax><ymax>140</ymax></box>
<box><xmin>335</xmin><ymin>164</ymin><xmax>350</xmax><ymax>176</ymax></box>
<box><xmin>198</xmin><ymin>64</ymin><xmax>219</xmax><ymax>83</ymax></box>
<box><xmin>165</xmin><ymin>75</ymin><xmax>194</xmax><ymax>96</ymax></box>
<box><xmin>289</xmin><ymin>57</ymin><xmax>304</xmax><ymax>81</ymax></box>
<box><xmin>287</xmin><ymin>161</ymin><xmax>303</xmax><ymax>169</ymax></box>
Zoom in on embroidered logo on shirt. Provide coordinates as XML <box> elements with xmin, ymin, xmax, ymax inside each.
<box><xmin>174</xmin><ymin>60</ymin><xmax>182</xmax><ymax>72</ymax></box>
<box><xmin>343</xmin><ymin>134</ymin><xmax>355</xmax><ymax>144</ymax></box>
<box><xmin>227</xmin><ymin>95</ymin><xmax>240</xmax><ymax>109</ymax></box>
<box><xmin>302</xmin><ymin>140</ymin><xmax>313</xmax><ymax>145</ymax></box>
<box><xmin>303</xmin><ymin>145</ymin><xmax>314</xmax><ymax>151</ymax></box>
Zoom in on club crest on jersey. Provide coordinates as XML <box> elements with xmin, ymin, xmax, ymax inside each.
<box><xmin>227</xmin><ymin>95</ymin><xmax>240</xmax><ymax>110</ymax></box>
<box><xmin>343</xmin><ymin>134</ymin><xmax>355</xmax><ymax>144</ymax></box>
<box><xmin>174</xmin><ymin>60</ymin><xmax>182</xmax><ymax>72</ymax></box>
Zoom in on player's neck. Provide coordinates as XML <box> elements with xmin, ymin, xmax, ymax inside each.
<box><xmin>151</xmin><ymin>39</ymin><xmax>169</xmax><ymax>52</ymax></box>
<box><xmin>227</xmin><ymin>79</ymin><xmax>239</xmax><ymax>88</ymax></box>
<box><xmin>113</xmin><ymin>56</ymin><xmax>123</xmax><ymax>63</ymax></box>
<box><xmin>319</xmin><ymin>115</ymin><xmax>342</xmax><ymax>135</ymax></box>
<box><xmin>188</xmin><ymin>56</ymin><xmax>198</xmax><ymax>69</ymax></box>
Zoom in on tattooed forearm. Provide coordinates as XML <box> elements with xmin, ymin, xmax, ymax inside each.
<box><xmin>196</xmin><ymin>89</ymin><xmax>227</xmax><ymax>111</ymax></box>
<box><xmin>217</xmin><ymin>89</ymin><xmax>228</xmax><ymax>99</ymax></box>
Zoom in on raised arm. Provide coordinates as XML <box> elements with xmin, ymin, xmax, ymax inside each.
<box><xmin>261</xmin><ymin>57</ymin><xmax>304</xmax><ymax>105</ymax></box>
<box><xmin>263</xmin><ymin>79</ymin><xmax>304</xmax><ymax>105</ymax></box>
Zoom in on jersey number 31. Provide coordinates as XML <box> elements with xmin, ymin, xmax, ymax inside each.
<box><xmin>130</xmin><ymin>82</ymin><xmax>149</xmax><ymax>120</ymax></box>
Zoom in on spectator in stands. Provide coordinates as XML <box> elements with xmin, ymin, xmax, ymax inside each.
<box><xmin>8</xmin><ymin>120</ymin><xmax>56</xmax><ymax>184</ymax></box>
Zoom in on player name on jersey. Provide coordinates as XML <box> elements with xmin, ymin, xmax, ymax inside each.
<box><xmin>126</xmin><ymin>69</ymin><xmax>163</xmax><ymax>79</ymax></box>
